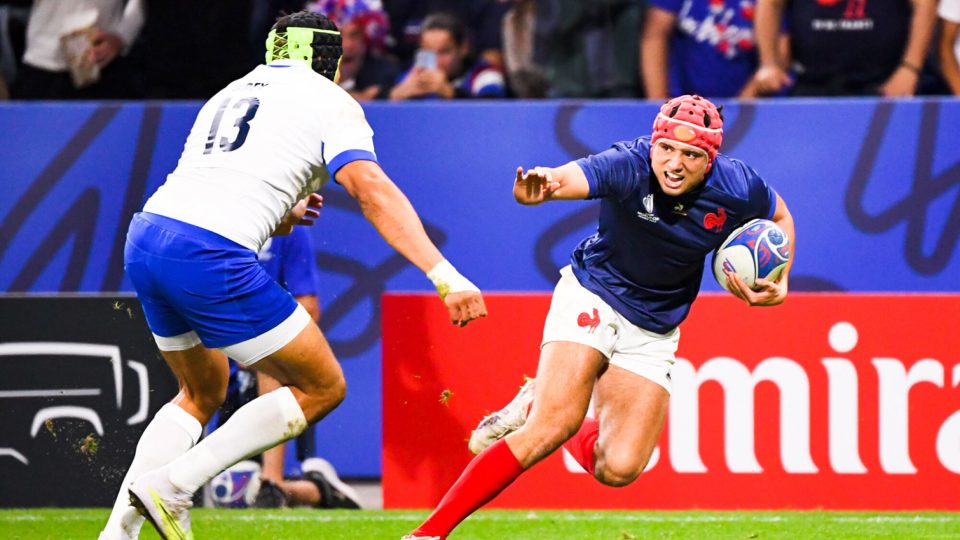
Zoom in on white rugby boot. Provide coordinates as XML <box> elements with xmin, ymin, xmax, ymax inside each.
<box><xmin>467</xmin><ymin>378</ymin><xmax>535</xmax><ymax>455</ymax></box>
<box><xmin>401</xmin><ymin>535</ymin><xmax>444</xmax><ymax>540</ymax></box>
<box><xmin>128</xmin><ymin>466</ymin><xmax>194</xmax><ymax>540</ymax></box>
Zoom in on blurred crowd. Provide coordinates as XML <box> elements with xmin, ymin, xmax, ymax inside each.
<box><xmin>1</xmin><ymin>0</ymin><xmax>959</xmax><ymax>101</ymax></box>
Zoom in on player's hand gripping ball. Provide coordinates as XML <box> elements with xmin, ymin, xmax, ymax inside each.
<box><xmin>713</xmin><ymin>219</ymin><xmax>791</xmax><ymax>292</ymax></box>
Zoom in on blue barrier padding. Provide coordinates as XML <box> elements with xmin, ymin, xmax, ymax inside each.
<box><xmin>2</xmin><ymin>98</ymin><xmax>958</xmax><ymax>475</ymax></box>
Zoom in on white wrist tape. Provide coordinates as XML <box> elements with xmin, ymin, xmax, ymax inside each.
<box><xmin>426</xmin><ymin>260</ymin><xmax>479</xmax><ymax>300</ymax></box>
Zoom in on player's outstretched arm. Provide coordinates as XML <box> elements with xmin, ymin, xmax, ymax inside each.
<box><xmin>727</xmin><ymin>194</ymin><xmax>795</xmax><ymax>307</ymax></box>
<box><xmin>336</xmin><ymin>159</ymin><xmax>487</xmax><ymax>326</ymax></box>
<box><xmin>513</xmin><ymin>162</ymin><xmax>590</xmax><ymax>205</ymax></box>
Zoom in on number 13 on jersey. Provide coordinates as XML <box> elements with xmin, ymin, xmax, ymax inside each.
<box><xmin>204</xmin><ymin>97</ymin><xmax>261</xmax><ymax>154</ymax></box>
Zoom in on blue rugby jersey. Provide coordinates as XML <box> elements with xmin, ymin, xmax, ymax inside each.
<box><xmin>572</xmin><ymin>136</ymin><xmax>778</xmax><ymax>334</ymax></box>
<box><xmin>257</xmin><ymin>226</ymin><xmax>319</xmax><ymax>298</ymax></box>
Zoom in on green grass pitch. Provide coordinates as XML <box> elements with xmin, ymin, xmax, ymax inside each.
<box><xmin>2</xmin><ymin>508</ymin><xmax>959</xmax><ymax>539</ymax></box>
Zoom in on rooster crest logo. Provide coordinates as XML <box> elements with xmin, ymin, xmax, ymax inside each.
<box><xmin>703</xmin><ymin>207</ymin><xmax>727</xmax><ymax>232</ymax></box>
<box><xmin>577</xmin><ymin>308</ymin><xmax>601</xmax><ymax>334</ymax></box>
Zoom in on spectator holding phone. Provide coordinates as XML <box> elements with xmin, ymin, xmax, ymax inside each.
<box><xmin>388</xmin><ymin>11</ymin><xmax>505</xmax><ymax>100</ymax></box>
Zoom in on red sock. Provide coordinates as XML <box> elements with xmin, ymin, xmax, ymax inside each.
<box><xmin>563</xmin><ymin>417</ymin><xmax>599</xmax><ymax>475</ymax></box>
<box><xmin>412</xmin><ymin>439</ymin><xmax>524</xmax><ymax>537</ymax></box>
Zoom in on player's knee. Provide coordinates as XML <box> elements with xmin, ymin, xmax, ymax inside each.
<box><xmin>596</xmin><ymin>450</ymin><xmax>647</xmax><ymax>487</ymax></box>
<box><xmin>299</xmin><ymin>374</ymin><xmax>346</xmax><ymax>421</ymax></box>
<box><xmin>325</xmin><ymin>374</ymin><xmax>347</xmax><ymax>407</ymax></box>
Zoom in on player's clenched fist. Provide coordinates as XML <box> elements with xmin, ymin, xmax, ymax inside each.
<box><xmin>444</xmin><ymin>290</ymin><xmax>488</xmax><ymax>327</ymax></box>
<box><xmin>427</xmin><ymin>260</ymin><xmax>487</xmax><ymax>327</ymax></box>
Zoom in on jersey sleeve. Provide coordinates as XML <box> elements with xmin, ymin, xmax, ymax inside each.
<box><xmin>575</xmin><ymin>141</ymin><xmax>647</xmax><ymax>201</ymax></box>
<box><xmin>322</xmin><ymin>95</ymin><xmax>378</xmax><ymax>175</ymax></box>
<box><xmin>279</xmin><ymin>228</ymin><xmax>319</xmax><ymax>297</ymax></box>
<box><xmin>742</xmin><ymin>164</ymin><xmax>778</xmax><ymax>219</ymax></box>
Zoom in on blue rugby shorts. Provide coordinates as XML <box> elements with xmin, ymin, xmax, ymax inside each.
<box><xmin>124</xmin><ymin>212</ymin><xmax>308</xmax><ymax>364</ymax></box>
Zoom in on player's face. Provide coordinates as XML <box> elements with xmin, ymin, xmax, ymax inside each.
<box><xmin>339</xmin><ymin>22</ymin><xmax>366</xmax><ymax>80</ymax></box>
<box><xmin>650</xmin><ymin>140</ymin><xmax>709</xmax><ymax>196</ymax></box>
<box><xmin>420</xmin><ymin>29</ymin><xmax>464</xmax><ymax>77</ymax></box>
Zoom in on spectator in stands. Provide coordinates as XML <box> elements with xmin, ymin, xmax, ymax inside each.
<box><xmin>641</xmin><ymin>0</ymin><xmax>766</xmax><ymax>99</ymax></box>
<box><xmin>533</xmin><ymin>0</ymin><xmax>643</xmax><ymax>98</ymax></box>
<box><xmin>940</xmin><ymin>0</ymin><xmax>960</xmax><ymax>94</ymax></box>
<box><xmin>389</xmin><ymin>11</ymin><xmax>506</xmax><ymax>100</ymax></box>
<box><xmin>501</xmin><ymin>0</ymin><xmax>549</xmax><ymax>98</ymax></box>
<box><xmin>751</xmin><ymin>0</ymin><xmax>937</xmax><ymax>97</ymax></box>
<box><xmin>12</xmin><ymin>0</ymin><xmax>144</xmax><ymax>100</ymax></box>
<box><xmin>218</xmin><ymin>228</ymin><xmax>362</xmax><ymax>510</ymax></box>
<box><xmin>306</xmin><ymin>0</ymin><xmax>398</xmax><ymax>101</ymax></box>
<box><xmin>384</xmin><ymin>0</ymin><xmax>509</xmax><ymax>69</ymax></box>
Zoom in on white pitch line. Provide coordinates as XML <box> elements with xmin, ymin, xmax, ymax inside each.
<box><xmin>0</xmin><ymin>389</ymin><xmax>101</xmax><ymax>398</ymax></box>
<box><xmin>3</xmin><ymin>513</ymin><xmax>959</xmax><ymax>524</ymax></box>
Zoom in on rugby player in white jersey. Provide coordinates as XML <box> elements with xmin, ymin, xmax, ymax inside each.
<box><xmin>98</xmin><ymin>11</ymin><xmax>486</xmax><ymax>540</ymax></box>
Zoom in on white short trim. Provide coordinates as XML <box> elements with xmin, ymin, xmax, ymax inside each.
<box><xmin>220</xmin><ymin>304</ymin><xmax>312</xmax><ymax>366</ymax></box>
<box><xmin>153</xmin><ymin>330</ymin><xmax>202</xmax><ymax>351</ymax></box>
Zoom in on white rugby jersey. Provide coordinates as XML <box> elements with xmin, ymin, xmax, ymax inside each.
<box><xmin>143</xmin><ymin>60</ymin><xmax>377</xmax><ymax>251</ymax></box>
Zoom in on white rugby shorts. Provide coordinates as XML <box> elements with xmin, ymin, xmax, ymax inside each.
<box><xmin>541</xmin><ymin>266</ymin><xmax>680</xmax><ymax>393</ymax></box>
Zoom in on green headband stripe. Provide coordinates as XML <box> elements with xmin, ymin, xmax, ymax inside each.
<box><xmin>265</xmin><ymin>27</ymin><xmax>341</xmax><ymax>64</ymax></box>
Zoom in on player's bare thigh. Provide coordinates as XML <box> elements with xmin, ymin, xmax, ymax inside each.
<box><xmin>250</xmin><ymin>321</ymin><xmax>346</xmax><ymax>423</ymax></box>
<box><xmin>159</xmin><ymin>345</ymin><xmax>230</xmax><ymax>424</ymax></box>
<box><xmin>505</xmin><ymin>340</ymin><xmax>606</xmax><ymax>468</ymax></box>
<box><xmin>592</xmin><ymin>364</ymin><xmax>669</xmax><ymax>486</ymax></box>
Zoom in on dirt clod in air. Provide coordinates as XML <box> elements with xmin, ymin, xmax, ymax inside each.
<box><xmin>78</xmin><ymin>433</ymin><xmax>99</xmax><ymax>458</ymax></box>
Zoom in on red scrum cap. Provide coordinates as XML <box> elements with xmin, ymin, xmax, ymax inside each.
<box><xmin>651</xmin><ymin>95</ymin><xmax>724</xmax><ymax>171</ymax></box>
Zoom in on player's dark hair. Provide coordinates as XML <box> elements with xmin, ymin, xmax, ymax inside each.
<box><xmin>422</xmin><ymin>12</ymin><xmax>467</xmax><ymax>46</ymax></box>
<box><xmin>269</xmin><ymin>11</ymin><xmax>342</xmax><ymax>81</ymax></box>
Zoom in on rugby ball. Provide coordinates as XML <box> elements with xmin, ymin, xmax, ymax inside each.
<box><xmin>712</xmin><ymin>219</ymin><xmax>790</xmax><ymax>291</ymax></box>
<box><xmin>210</xmin><ymin>460</ymin><xmax>261</xmax><ymax>508</ymax></box>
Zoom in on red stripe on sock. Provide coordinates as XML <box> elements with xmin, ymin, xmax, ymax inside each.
<box><xmin>412</xmin><ymin>439</ymin><xmax>524</xmax><ymax>537</ymax></box>
<box><xmin>563</xmin><ymin>416</ymin><xmax>599</xmax><ymax>475</ymax></box>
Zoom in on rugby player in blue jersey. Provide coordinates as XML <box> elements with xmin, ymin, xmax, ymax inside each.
<box><xmin>404</xmin><ymin>95</ymin><xmax>795</xmax><ymax>540</ymax></box>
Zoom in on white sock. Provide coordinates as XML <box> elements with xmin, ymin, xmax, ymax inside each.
<box><xmin>168</xmin><ymin>387</ymin><xmax>307</xmax><ymax>493</ymax></box>
<box><xmin>100</xmin><ymin>403</ymin><xmax>201</xmax><ymax>540</ymax></box>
